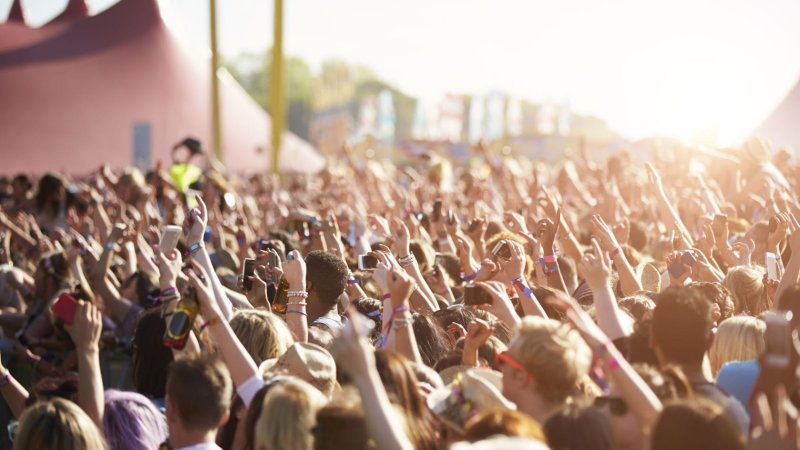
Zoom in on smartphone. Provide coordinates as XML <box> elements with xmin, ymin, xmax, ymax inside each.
<box><xmin>160</xmin><ymin>225</ymin><xmax>183</xmax><ymax>256</ymax></box>
<box><xmin>267</xmin><ymin>251</ymin><xmax>281</xmax><ymax>284</ymax></box>
<box><xmin>766</xmin><ymin>252</ymin><xmax>779</xmax><ymax>281</ymax></box>
<box><xmin>258</xmin><ymin>239</ymin><xmax>270</xmax><ymax>252</ymax></box>
<box><xmin>492</xmin><ymin>241</ymin><xmax>512</xmax><ymax>260</ymax></box>
<box><xmin>763</xmin><ymin>312</ymin><xmax>792</xmax><ymax>369</ymax></box>
<box><xmin>358</xmin><ymin>254</ymin><xmax>378</xmax><ymax>271</ymax></box>
<box><xmin>464</xmin><ymin>285</ymin><xmax>492</xmax><ymax>306</ymax></box>
<box><xmin>712</xmin><ymin>214</ymin><xmax>727</xmax><ymax>235</ymax></box>
<box><xmin>667</xmin><ymin>259</ymin><xmax>686</xmax><ymax>279</ymax></box>
<box><xmin>242</xmin><ymin>258</ymin><xmax>256</xmax><ymax>291</ymax></box>
<box><xmin>432</xmin><ymin>200</ymin><xmax>443</xmax><ymax>222</ymax></box>
<box><xmin>52</xmin><ymin>293</ymin><xmax>79</xmax><ymax>325</ymax></box>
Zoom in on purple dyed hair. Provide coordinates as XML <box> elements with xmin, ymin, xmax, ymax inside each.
<box><xmin>103</xmin><ymin>389</ymin><xmax>168</xmax><ymax>450</ymax></box>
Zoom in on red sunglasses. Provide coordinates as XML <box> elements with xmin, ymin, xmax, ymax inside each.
<box><xmin>495</xmin><ymin>350</ymin><xmax>535</xmax><ymax>381</ymax></box>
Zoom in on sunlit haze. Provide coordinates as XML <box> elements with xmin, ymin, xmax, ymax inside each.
<box><xmin>7</xmin><ymin>0</ymin><xmax>800</xmax><ymax>145</ymax></box>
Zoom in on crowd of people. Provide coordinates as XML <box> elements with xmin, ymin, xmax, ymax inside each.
<box><xmin>0</xmin><ymin>136</ymin><xmax>799</xmax><ymax>450</ymax></box>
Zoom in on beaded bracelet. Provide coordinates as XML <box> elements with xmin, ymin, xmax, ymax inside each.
<box><xmin>392</xmin><ymin>317</ymin><xmax>414</xmax><ymax>329</ymax></box>
<box><xmin>397</xmin><ymin>254</ymin><xmax>416</xmax><ymax>267</ymax></box>
<box><xmin>287</xmin><ymin>291</ymin><xmax>309</xmax><ymax>299</ymax></box>
<box><xmin>286</xmin><ymin>301</ymin><xmax>307</xmax><ymax>307</ymax></box>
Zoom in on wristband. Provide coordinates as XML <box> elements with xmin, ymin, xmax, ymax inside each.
<box><xmin>461</xmin><ymin>271</ymin><xmax>478</xmax><ymax>282</ymax></box>
<box><xmin>159</xmin><ymin>287</ymin><xmax>178</xmax><ymax>298</ymax></box>
<box><xmin>541</xmin><ymin>255</ymin><xmax>557</xmax><ymax>264</ymax></box>
<box><xmin>0</xmin><ymin>372</ymin><xmax>11</xmax><ymax>388</ymax></box>
<box><xmin>512</xmin><ymin>277</ymin><xmax>534</xmax><ymax>299</ymax></box>
<box><xmin>381</xmin><ymin>293</ymin><xmax>392</xmax><ymax>302</ymax></box>
<box><xmin>347</xmin><ymin>278</ymin><xmax>361</xmax><ymax>285</ymax></box>
<box><xmin>609</xmin><ymin>247</ymin><xmax>622</xmax><ymax>259</ymax></box>
<box><xmin>286</xmin><ymin>310</ymin><xmax>308</xmax><ymax>316</ymax></box>
<box><xmin>287</xmin><ymin>291</ymin><xmax>309</xmax><ymax>299</ymax></box>
<box><xmin>199</xmin><ymin>317</ymin><xmax>222</xmax><ymax>332</ymax></box>
<box><xmin>397</xmin><ymin>254</ymin><xmax>416</xmax><ymax>267</ymax></box>
<box><xmin>603</xmin><ymin>356</ymin><xmax>621</xmax><ymax>372</ymax></box>
<box><xmin>188</xmin><ymin>242</ymin><xmax>203</xmax><ymax>255</ymax></box>
<box><xmin>392</xmin><ymin>317</ymin><xmax>413</xmax><ymax>329</ymax></box>
<box><xmin>367</xmin><ymin>309</ymin><xmax>383</xmax><ymax>319</ymax></box>
<box><xmin>393</xmin><ymin>305</ymin><xmax>409</xmax><ymax>314</ymax></box>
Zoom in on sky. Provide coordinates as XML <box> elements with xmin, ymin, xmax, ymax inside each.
<box><xmin>5</xmin><ymin>0</ymin><xmax>800</xmax><ymax>144</ymax></box>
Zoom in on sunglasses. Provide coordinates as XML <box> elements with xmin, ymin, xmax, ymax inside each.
<box><xmin>495</xmin><ymin>350</ymin><xmax>534</xmax><ymax>381</ymax></box>
<box><xmin>594</xmin><ymin>395</ymin><xmax>628</xmax><ymax>416</ymax></box>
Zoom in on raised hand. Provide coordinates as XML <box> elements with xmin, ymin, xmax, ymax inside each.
<box><xmin>65</xmin><ymin>302</ymin><xmax>103</xmax><ymax>352</ymax></box>
<box><xmin>536</xmin><ymin>211</ymin><xmax>562</xmax><ymax>252</ymax></box>
<box><xmin>580</xmin><ymin>238</ymin><xmax>611</xmax><ymax>290</ymax></box>
<box><xmin>185</xmin><ymin>194</ymin><xmax>208</xmax><ymax>244</ymax></box>
<box><xmin>504</xmin><ymin>211</ymin><xmax>529</xmax><ymax>235</ymax></box>
<box><xmin>497</xmin><ymin>240</ymin><xmax>526</xmax><ymax>282</ymax></box>
<box><xmin>157</xmin><ymin>249</ymin><xmax>183</xmax><ymax>287</ymax></box>
<box><xmin>591</xmin><ymin>214</ymin><xmax>621</xmax><ymax>253</ymax></box>
<box><xmin>283</xmin><ymin>250</ymin><xmax>307</xmax><ymax>292</ymax></box>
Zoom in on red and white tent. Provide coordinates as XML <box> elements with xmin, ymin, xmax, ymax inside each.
<box><xmin>0</xmin><ymin>0</ymin><xmax>325</xmax><ymax>174</ymax></box>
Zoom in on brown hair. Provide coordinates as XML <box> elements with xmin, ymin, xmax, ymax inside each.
<box><xmin>166</xmin><ymin>354</ymin><xmax>232</xmax><ymax>431</ymax></box>
<box><xmin>313</xmin><ymin>391</ymin><xmax>374</xmax><ymax>450</ymax></box>
<box><xmin>373</xmin><ymin>351</ymin><xmax>437</xmax><ymax>450</ymax></box>
<box><xmin>230</xmin><ymin>309</ymin><xmax>294</xmax><ymax>365</ymax></box>
<box><xmin>464</xmin><ymin>408</ymin><xmax>544</xmax><ymax>443</ymax></box>
<box><xmin>652</xmin><ymin>399</ymin><xmax>745</xmax><ymax>450</ymax></box>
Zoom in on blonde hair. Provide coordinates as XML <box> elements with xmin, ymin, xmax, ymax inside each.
<box><xmin>255</xmin><ymin>378</ymin><xmax>327</xmax><ymax>450</ymax></box>
<box><xmin>230</xmin><ymin>310</ymin><xmax>294</xmax><ymax>365</ymax></box>
<box><xmin>723</xmin><ymin>266</ymin><xmax>771</xmax><ymax>315</ymax></box>
<box><xmin>710</xmin><ymin>315</ymin><xmax>765</xmax><ymax>376</ymax></box>
<box><xmin>510</xmin><ymin>316</ymin><xmax>592</xmax><ymax>403</ymax></box>
<box><xmin>14</xmin><ymin>398</ymin><xmax>108</xmax><ymax>450</ymax></box>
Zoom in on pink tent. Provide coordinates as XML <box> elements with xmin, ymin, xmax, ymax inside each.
<box><xmin>755</xmin><ymin>77</ymin><xmax>800</xmax><ymax>152</ymax></box>
<box><xmin>0</xmin><ymin>0</ymin><xmax>325</xmax><ymax>174</ymax></box>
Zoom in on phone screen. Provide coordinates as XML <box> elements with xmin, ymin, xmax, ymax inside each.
<box><xmin>464</xmin><ymin>285</ymin><xmax>492</xmax><ymax>306</ymax></box>
<box><xmin>358</xmin><ymin>254</ymin><xmax>378</xmax><ymax>271</ymax></box>
<box><xmin>492</xmin><ymin>241</ymin><xmax>512</xmax><ymax>260</ymax></box>
<box><xmin>242</xmin><ymin>258</ymin><xmax>256</xmax><ymax>291</ymax></box>
<box><xmin>766</xmin><ymin>252</ymin><xmax>779</xmax><ymax>281</ymax></box>
<box><xmin>432</xmin><ymin>200</ymin><xmax>443</xmax><ymax>222</ymax></box>
<box><xmin>764</xmin><ymin>312</ymin><xmax>791</xmax><ymax>368</ymax></box>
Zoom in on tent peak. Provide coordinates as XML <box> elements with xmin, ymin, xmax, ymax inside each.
<box><xmin>49</xmin><ymin>0</ymin><xmax>90</xmax><ymax>23</ymax></box>
<box><xmin>7</xmin><ymin>0</ymin><xmax>26</xmax><ymax>24</ymax></box>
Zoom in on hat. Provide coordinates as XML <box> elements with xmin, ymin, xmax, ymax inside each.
<box><xmin>438</xmin><ymin>364</ymin><xmax>472</xmax><ymax>385</ymax></box>
<box><xmin>260</xmin><ymin>343</ymin><xmax>336</xmax><ymax>397</ymax></box>
<box><xmin>427</xmin><ymin>368</ymin><xmax>516</xmax><ymax>433</ymax></box>
<box><xmin>635</xmin><ymin>262</ymin><xmax>662</xmax><ymax>293</ymax></box>
<box><xmin>176</xmin><ymin>137</ymin><xmax>204</xmax><ymax>155</ymax></box>
<box><xmin>450</xmin><ymin>436</ymin><xmax>550</xmax><ymax>450</ymax></box>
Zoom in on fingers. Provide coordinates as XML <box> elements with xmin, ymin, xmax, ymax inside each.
<box><xmin>590</xmin><ymin>238</ymin><xmax>603</xmax><ymax>260</ymax></box>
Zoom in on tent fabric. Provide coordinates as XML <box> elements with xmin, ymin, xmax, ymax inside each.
<box><xmin>755</xmin><ymin>78</ymin><xmax>800</xmax><ymax>152</ymax></box>
<box><xmin>0</xmin><ymin>0</ymin><xmax>325</xmax><ymax>175</ymax></box>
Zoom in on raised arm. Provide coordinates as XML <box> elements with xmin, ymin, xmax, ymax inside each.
<box><xmin>331</xmin><ymin>309</ymin><xmax>414</xmax><ymax>450</ymax></box>
<box><xmin>283</xmin><ymin>250</ymin><xmax>309</xmax><ymax>343</ymax></box>
<box><xmin>65</xmin><ymin>301</ymin><xmax>105</xmax><ymax>428</ymax></box>
<box><xmin>592</xmin><ymin>215</ymin><xmax>642</xmax><ymax>296</ymax></box>
<box><xmin>184</xmin><ymin>196</ymin><xmax>233</xmax><ymax>320</ymax></box>
<box><xmin>581</xmin><ymin>239</ymin><xmax>631</xmax><ymax>340</ymax></box>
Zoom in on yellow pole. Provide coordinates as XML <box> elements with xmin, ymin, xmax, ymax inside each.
<box><xmin>209</xmin><ymin>0</ymin><xmax>223</xmax><ymax>162</ymax></box>
<box><xmin>269</xmin><ymin>0</ymin><xmax>285</xmax><ymax>175</ymax></box>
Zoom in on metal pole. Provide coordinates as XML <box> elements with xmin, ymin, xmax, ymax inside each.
<box><xmin>209</xmin><ymin>0</ymin><xmax>223</xmax><ymax>162</ymax></box>
<box><xmin>269</xmin><ymin>0</ymin><xmax>285</xmax><ymax>175</ymax></box>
